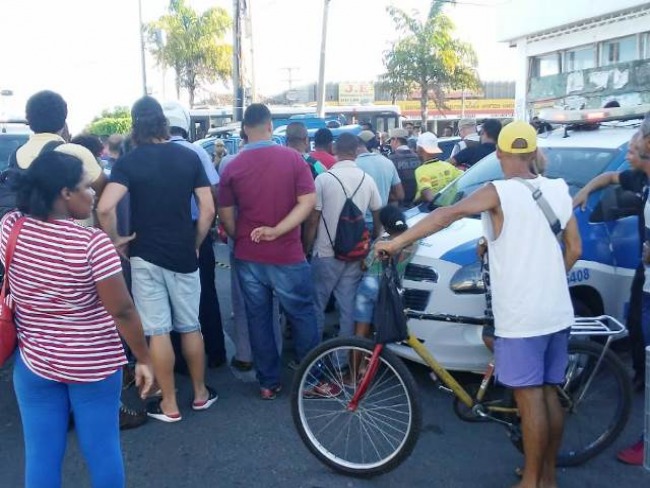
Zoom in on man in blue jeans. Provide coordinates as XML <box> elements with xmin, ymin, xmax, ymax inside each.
<box><xmin>218</xmin><ymin>104</ymin><xmax>326</xmax><ymax>400</ymax></box>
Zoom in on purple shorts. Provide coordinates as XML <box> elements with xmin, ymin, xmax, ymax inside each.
<box><xmin>494</xmin><ymin>328</ymin><xmax>570</xmax><ymax>388</ymax></box>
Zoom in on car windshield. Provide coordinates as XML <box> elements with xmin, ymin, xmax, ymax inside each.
<box><xmin>431</xmin><ymin>147</ymin><xmax>618</xmax><ymax>209</ymax></box>
<box><xmin>0</xmin><ymin>134</ymin><xmax>30</xmax><ymax>171</ymax></box>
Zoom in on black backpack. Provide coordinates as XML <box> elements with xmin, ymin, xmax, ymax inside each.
<box><xmin>0</xmin><ymin>140</ymin><xmax>64</xmax><ymax>218</ymax></box>
<box><xmin>322</xmin><ymin>172</ymin><xmax>371</xmax><ymax>262</ymax></box>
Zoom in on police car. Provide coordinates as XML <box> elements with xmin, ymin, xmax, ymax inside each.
<box><xmin>393</xmin><ymin>105</ymin><xmax>649</xmax><ymax>373</ymax></box>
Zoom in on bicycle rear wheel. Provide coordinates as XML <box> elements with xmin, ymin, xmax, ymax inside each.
<box><xmin>291</xmin><ymin>337</ymin><xmax>422</xmax><ymax>477</ymax></box>
<box><xmin>556</xmin><ymin>340</ymin><xmax>632</xmax><ymax>466</ymax></box>
<box><xmin>510</xmin><ymin>340</ymin><xmax>632</xmax><ymax>466</ymax></box>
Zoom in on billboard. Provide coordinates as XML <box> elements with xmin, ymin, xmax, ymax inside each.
<box><xmin>338</xmin><ymin>82</ymin><xmax>375</xmax><ymax>104</ymax></box>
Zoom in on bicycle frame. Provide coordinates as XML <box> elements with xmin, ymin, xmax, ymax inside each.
<box><xmin>347</xmin><ymin>315</ymin><xmax>627</xmax><ymax>421</ymax></box>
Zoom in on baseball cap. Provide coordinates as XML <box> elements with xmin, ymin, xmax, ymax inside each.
<box><xmin>358</xmin><ymin>130</ymin><xmax>376</xmax><ymax>143</ymax></box>
<box><xmin>416</xmin><ymin>132</ymin><xmax>442</xmax><ymax>154</ymax></box>
<box><xmin>389</xmin><ymin>128</ymin><xmax>409</xmax><ymax>140</ymax></box>
<box><xmin>458</xmin><ymin>118</ymin><xmax>477</xmax><ymax>129</ymax></box>
<box><xmin>161</xmin><ymin>101</ymin><xmax>190</xmax><ymax>133</ymax></box>
<box><xmin>497</xmin><ymin>121</ymin><xmax>538</xmax><ymax>154</ymax></box>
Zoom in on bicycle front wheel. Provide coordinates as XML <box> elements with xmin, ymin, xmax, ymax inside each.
<box><xmin>291</xmin><ymin>337</ymin><xmax>422</xmax><ymax>477</ymax></box>
<box><xmin>556</xmin><ymin>340</ymin><xmax>632</xmax><ymax>466</ymax></box>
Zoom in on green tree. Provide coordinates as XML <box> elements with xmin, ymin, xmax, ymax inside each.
<box><xmin>87</xmin><ymin>106</ymin><xmax>131</xmax><ymax>136</ymax></box>
<box><xmin>379</xmin><ymin>50</ymin><xmax>411</xmax><ymax>104</ymax></box>
<box><xmin>146</xmin><ymin>0</ymin><xmax>232</xmax><ymax>107</ymax></box>
<box><xmin>384</xmin><ymin>1</ymin><xmax>480</xmax><ymax>125</ymax></box>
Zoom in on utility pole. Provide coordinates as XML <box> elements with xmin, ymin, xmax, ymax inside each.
<box><xmin>316</xmin><ymin>0</ymin><xmax>331</xmax><ymax>119</ymax></box>
<box><xmin>138</xmin><ymin>0</ymin><xmax>148</xmax><ymax>96</ymax></box>
<box><xmin>282</xmin><ymin>67</ymin><xmax>300</xmax><ymax>91</ymax></box>
<box><xmin>233</xmin><ymin>0</ymin><xmax>244</xmax><ymax>122</ymax></box>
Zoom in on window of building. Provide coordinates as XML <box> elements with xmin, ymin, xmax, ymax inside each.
<box><xmin>532</xmin><ymin>53</ymin><xmax>561</xmax><ymax>78</ymax></box>
<box><xmin>564</xmin><ymin>45</ymin><xmax>596</xmax><ymax>72</ymax></box>
<box><xmin>641</xmin><ymin>32</ymin><xmax>650</xmax><ymax>59</ymax></box>
<box><xmin>600</xmin><ymin>35</ymin><xmax>638</xmax><ymax>66</ymax></box>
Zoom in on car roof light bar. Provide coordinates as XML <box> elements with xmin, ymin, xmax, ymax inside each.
<box><xmin>538</xmin><ymin>104</ymin><xmax>650</xmax><ymax>125</ymax></box>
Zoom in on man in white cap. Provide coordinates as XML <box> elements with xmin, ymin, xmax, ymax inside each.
<box><xmin>450</xmin><ymin>119</ymin><xmax>480</xmax><ymax>159</ymax></box>
<box><xmin>413</xmin><ymin>132</ymin><xmax>462</xmax><ymax>204</ymax></box>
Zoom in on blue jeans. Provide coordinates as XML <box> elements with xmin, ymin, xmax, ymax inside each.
<box><xmin>13</xmin><ymin>354</ymin><xmax>124</xmax><ymax>488</ymax></box>
<box><xmin>236</xmin><ymin>259</ymin><xmax>319</xmax><ymax>388</ymax></box>
<box><xmin>640</xmin><ymin>292</ymin><xmax>650</xmax><ymax>347</ymax></box>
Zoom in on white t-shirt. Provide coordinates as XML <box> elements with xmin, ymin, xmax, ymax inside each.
<box><xmin>482</xmin><ymin>176</ymin><xmax>575</xmax><ymax>338</ymax></box>
<box><xmin>313</xmin><ymin>161</ymin><xmax>382</xmax><ymax>258</ymax></box>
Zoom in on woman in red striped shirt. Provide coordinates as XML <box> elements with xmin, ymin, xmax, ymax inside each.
<box><xmin>1</xmin><ymin>151</ymin><xmax>153</xmax><ymax>488</ymax></box>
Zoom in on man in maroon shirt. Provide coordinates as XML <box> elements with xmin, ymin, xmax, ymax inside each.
<box><xmin>218</xmin><ymin>104</ymin><xmax>320</xmax><ymax>400</ymax></box>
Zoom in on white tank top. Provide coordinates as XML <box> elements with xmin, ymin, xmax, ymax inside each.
<box><xmin>482</xmin><ymin>176</ymin><xmax>575</xmax><ymax>338</ymax></box>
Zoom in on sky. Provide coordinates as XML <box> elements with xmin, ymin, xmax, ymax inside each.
<box><xmin>0</xmin><ymin>0</ymin><xmax>517</xmax><ymax>132</ymax></box>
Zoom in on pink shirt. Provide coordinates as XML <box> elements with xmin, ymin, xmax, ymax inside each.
<box><xmin>219</xmin><ymin>143</ymin><xmax>315</xmax><ymax>265</ymax></box>
<box><xmin>0</xmin><ymin>212</ymin><xmax>126</xmax><ymax>383</ymax></box>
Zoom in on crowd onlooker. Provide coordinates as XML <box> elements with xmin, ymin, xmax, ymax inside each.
<box><xmin>97</xmin><ymin>96</ymin><xmax>217</xmax><ymax>423</ymax></box>
<box><xmin>4</xmin><ymin>150</ymin><xmax>153</xmax><ymax>487</ymax></box>
<box><xmin>413</xmin><ymin>132</ymin><xmax>462</xmax><ymax>204</ymax></box>
<box><xmin>310</xmin><ymin>128</ymin><xmax>336</xmax><ymax>169</ymax></box>
<box><xmin>304</xmin><ymin>133</ymin><xmax>382</xmax><ymax>344</ymax></box>
<box><xmin>218</xmin><ymin>104</ymin><xmax>320</xmax><ymax>400</ymax></box>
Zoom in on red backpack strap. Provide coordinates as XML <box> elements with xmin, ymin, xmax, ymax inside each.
<box><xmin>1</xmin><ymin>217</ymin><xmax>27</xmax><ymax>298</ymax></box>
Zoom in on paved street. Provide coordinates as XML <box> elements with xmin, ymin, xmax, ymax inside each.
<box><xmin>0</xmin><ymin>244</ymin><xmax>648</xmax><ymax>488</ymax></box>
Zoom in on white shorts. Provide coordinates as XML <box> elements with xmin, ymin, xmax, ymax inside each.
<box><xmin>130</xmin><ymin>257</ymin><xmax>201</xmax><ymax>336</ymax></box>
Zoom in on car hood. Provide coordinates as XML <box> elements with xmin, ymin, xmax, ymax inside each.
<box><xmin>406</xmin><ymin>210</ymin><xmax>484</xmax><ymax>266</ymax></box>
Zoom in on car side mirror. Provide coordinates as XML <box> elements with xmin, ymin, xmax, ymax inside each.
<box><xmin>589</xmin><ymin>186</ymin><xmax>642</xmax><ymax>223</ymax></box>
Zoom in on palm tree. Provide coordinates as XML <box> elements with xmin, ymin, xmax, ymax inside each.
<box><xmin>384</xmin><ymin>1</ymin><xmax>480</xmax><ymax>125</ymax></box>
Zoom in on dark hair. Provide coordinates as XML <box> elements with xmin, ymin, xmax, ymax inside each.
<box><xmin>335</xmin><ymin>132</ymin><xmax>360</xmax><ymax>157</ymax></box>
<box><xmin>239</xmin><ymin>128</ymin><xmax>248</xmax><ymax>142</ymax></box>
<box><xmin>360</xmin><ymin>121</ymin><xmax>373</xmax><ymax>131</ymax></box>
<box><xmin>169</xmin><ymin>126</ymin><xmax>188</xmax><ymax>138</ymax></box>
<box><xmin>314</xmin><ymin>128</ymin><xmax>333</xmax><ymax>147</ymax></box>
<box><xmin>481</xmin><ymin>119</ymin><xmax>502</xmax><ymax>141</ymax></box>
<box><xmin>286</xmin><ymin>122</ymin><xmax>308</xmax><ymax>144</ymax></box>
<box><xmin>604</xmin><ymin>100</ymin><xmax>620</xmax><ymax>108</ymax></box>
<box><xmin>380</xmin><ymin>206</ymin><xmax>408</xmax><ymax>235</ymax></box>
<box><xmin>71</xmin><ymin>134</ymin><xmax>103</xmax><ymax>158</ymax></box>
<box><xmin>131</xmin><ymin>96</ymin><xmax>169</xmax><ymax>146</ymax></box>
<box><xmin>404</xmin><ymin>122</ymin><xmax>414</xmax><ymax>128</ymax></box>
<box><xmin>16</xmin><ymin>151</ymin><xmax>84</xmax><ymax>219</ymax></box>
<box><xmin>243</xmin><ymin>103</ymin><xmax>272</xmax><ymax>128</ymax></box>
<box><xmin>25</xmin><ymin>90</ymin><xmax>68</xmax><ymax>134</ymax></box>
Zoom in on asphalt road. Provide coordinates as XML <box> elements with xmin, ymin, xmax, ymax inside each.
<box><xmin>0</xmin><ymin>244</ymin><xmax>648</xmax><ymax>488</ymax></box>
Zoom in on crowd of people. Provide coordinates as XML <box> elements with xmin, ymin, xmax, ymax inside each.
<box><xmin>2</xmin><ymin>89</ymin><xmax>649</xmax><ymax>487</ymax></box>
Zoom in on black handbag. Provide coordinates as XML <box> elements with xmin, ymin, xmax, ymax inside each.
<box><xmin>373</xmin><ymin>259</ymin><xmax>408</xmax><ymax>344</ymax></box>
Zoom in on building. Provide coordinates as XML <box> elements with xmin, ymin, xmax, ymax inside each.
<box><xmin>266</xmin><ymin>80</ymin><xmax>516</xmax><ymax>130</ymax></box>
<box><xmin>500</xmin><ymin>0</ymin><xmax>650</xmax><ymax>119</ymax></box>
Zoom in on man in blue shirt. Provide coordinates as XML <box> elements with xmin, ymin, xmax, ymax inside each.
<box><xmin>356</xmin><ymin>137</ymin><xmax>404</xmax><ymax>231</ymax></box>
<box><xmin>163</xmin><ymin>102</ymin><xmax>226</xmax><ymax>370</ymax></box>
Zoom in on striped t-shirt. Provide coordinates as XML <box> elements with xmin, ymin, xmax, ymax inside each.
<box><xmin>0</xmin><ymin>212</ymin><xmax>127</xmax><ymax>383</ymax></box>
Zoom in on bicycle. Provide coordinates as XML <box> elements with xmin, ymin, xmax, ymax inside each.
<box><xmin>290</xmin><ymin>314</ymin><xmax>632</xmax><ymax>477</ymax></box>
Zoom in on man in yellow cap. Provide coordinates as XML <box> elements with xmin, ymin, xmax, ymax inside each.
<box><xmin>376</xmin><ymin>120</ymin><xmax>583</xmax><ymax>488</ymax></box>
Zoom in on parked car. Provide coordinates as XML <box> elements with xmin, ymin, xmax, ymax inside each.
<box><xmin>392</xmin><ymin>106</ymin><xmax>648</xmax><ymax>373</ymax></box>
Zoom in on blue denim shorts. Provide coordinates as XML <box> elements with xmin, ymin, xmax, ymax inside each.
<box><xmin>130</xmin><ymin>257</ymin><xmax>201</xmax><ymax>336</ymax></box>
<box><xmin>353</xmin><ymin>276</ymin><xmax>380</xmax><ymax>323</ymax></box>
<box><xmin>494</xmin><ymin>328</ymin><xmax>570</xmax><ymax>388</ymax></box>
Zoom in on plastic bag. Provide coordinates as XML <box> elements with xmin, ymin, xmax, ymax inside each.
<box><xmin>373</xmin><ymin>259</ymin><xmax>408</xmax><ymax>344</ymax></box>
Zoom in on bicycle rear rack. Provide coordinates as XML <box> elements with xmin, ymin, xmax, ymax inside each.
<box><xmin>570</xmin><ymin>315</ymin><xmax>627</xmax><ymax>338</ymax></box>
